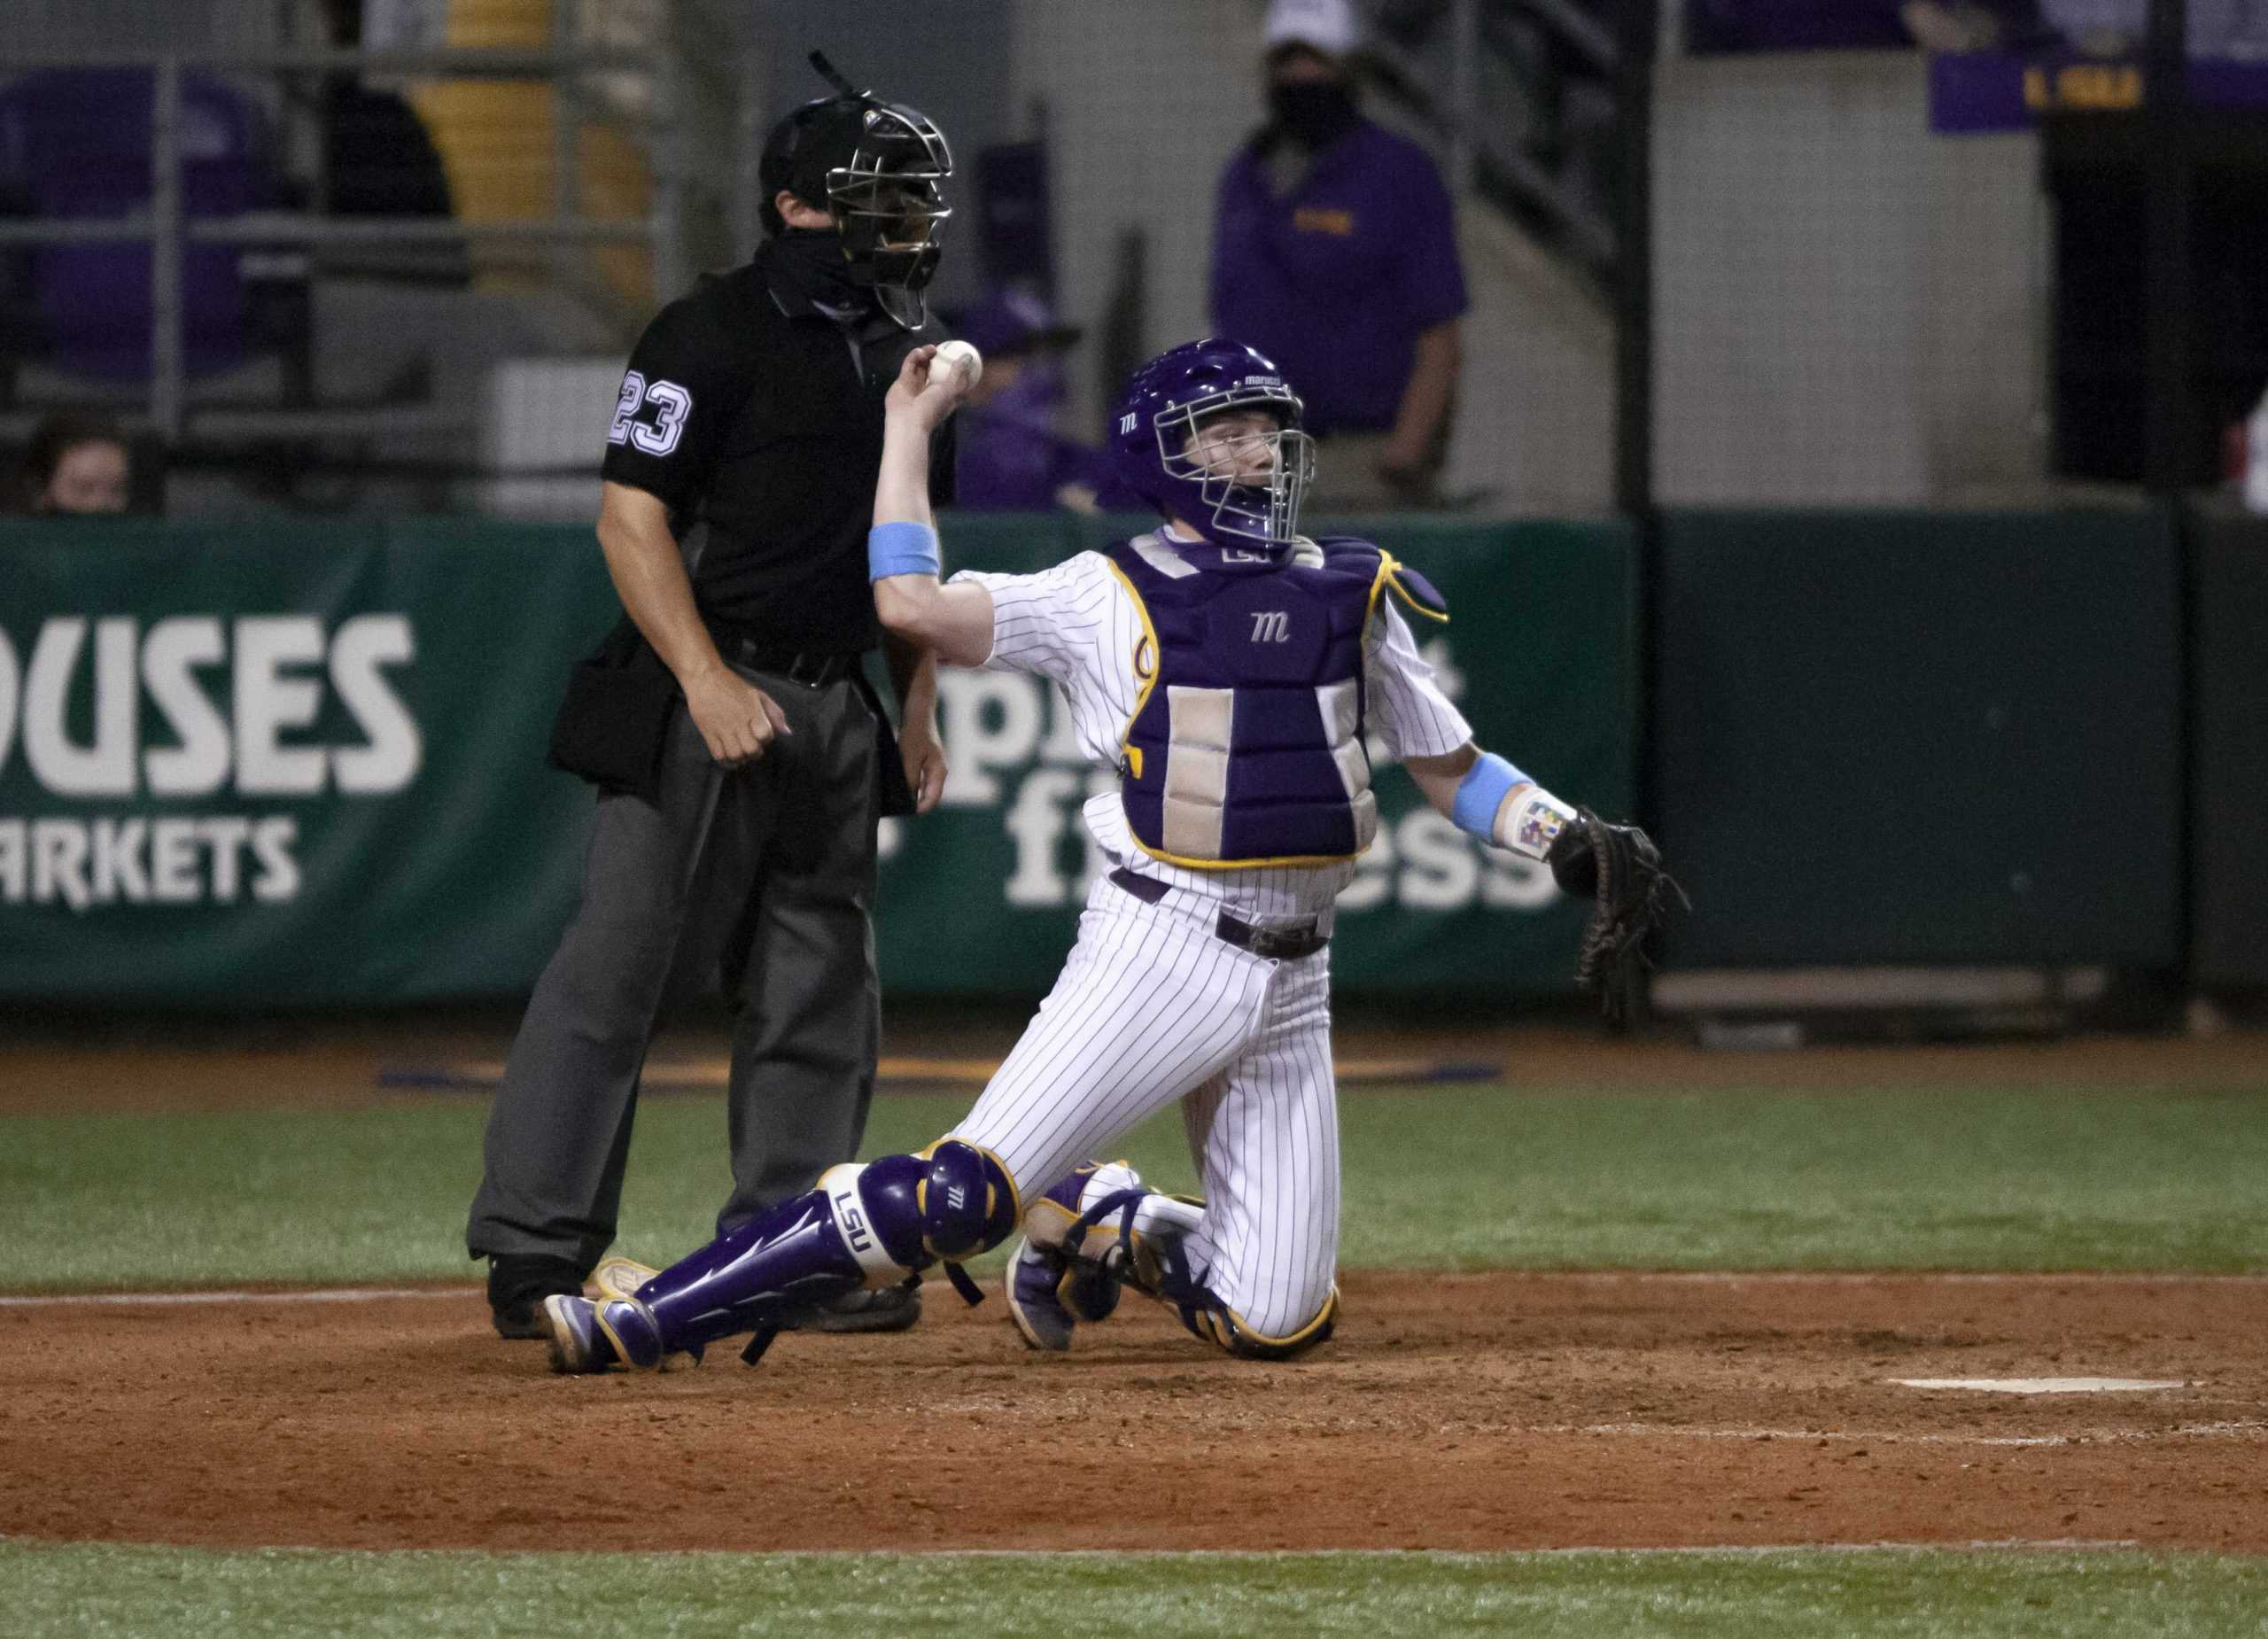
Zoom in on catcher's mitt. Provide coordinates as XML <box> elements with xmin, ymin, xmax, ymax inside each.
<box><xmin>1545</xmin><ymin>808</ymin><xmax>1689</xmax><ymax>1023</ymax></box>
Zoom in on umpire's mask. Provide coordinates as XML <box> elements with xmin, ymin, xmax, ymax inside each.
<box><xmin>760</xmin><ymin>93</ymin><xmax>952</xmax><ymax>329</ymax></box>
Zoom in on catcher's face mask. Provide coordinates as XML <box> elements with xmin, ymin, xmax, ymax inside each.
<box><xmin>1159</xmin><ymin>398</ymin><xmax>1315</xmax><ymax>548</ymax></box>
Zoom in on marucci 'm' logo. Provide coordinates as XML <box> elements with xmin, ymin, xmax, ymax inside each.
<box><xmin>1249</xmin><ymin>610</ymin><xmax>1290</xmax><ymax>643</ymax></box>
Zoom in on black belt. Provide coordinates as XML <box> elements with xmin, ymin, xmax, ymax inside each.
<box><xmin>731</xmin><ymin>640</ymin><xmax>856</xmax><ymax>687</ymax></box>
<box><xmin>1108</xmin><ymin>867</ymin><xmax>1328</xmax><ymax>961</ymax></box>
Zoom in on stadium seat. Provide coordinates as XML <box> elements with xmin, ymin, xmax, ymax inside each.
<box><xmin>0</xmin><ymin>67</ymin><xmax>304</xmax><ymax>390</ymax></box>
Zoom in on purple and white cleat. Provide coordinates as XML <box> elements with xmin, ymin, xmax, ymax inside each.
<box><xmin>540</xmin><ymin>1293</ymin><xmax>667</xmax><ymax>1374</ymax></box>
<box><xmin>1006</xmin><ymin>1239</ymin><xmax>1125</xmax><ymax>1351</ymax></box>
<box><xmin>1005</xmin><ymin>1161</ymin><xmax>1145</xmax><ymax>1352</ymax></box>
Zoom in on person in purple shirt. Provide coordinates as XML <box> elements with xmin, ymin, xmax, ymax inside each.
<box><xmin>949</xmin><ymin>285</ymin><xmax>1112</xmax><ymax>510</ymax></box>
<box><xmin>1210</xmin><ymin>0</ymin><xmax>1467</xmax><ymax>508</ymax></box>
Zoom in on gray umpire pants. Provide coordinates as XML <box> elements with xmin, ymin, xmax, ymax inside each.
<box><xmin>467</xmin><ymin>663</ymin><xmax>882</xmax><ymax>1273</ymax></box>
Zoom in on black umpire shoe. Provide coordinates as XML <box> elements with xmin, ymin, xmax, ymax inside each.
<box><xmin>487</xmin><ymin>1254</ymin><xmax>586</xmax><ymax>1340</ymax></box>
<box><xmin>798</xmin><ymin>1282</ymin><xmax>922</xmax><ymax>1334</ymax></box>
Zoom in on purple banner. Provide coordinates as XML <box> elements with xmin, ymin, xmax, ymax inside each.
<box><xmin>1930</xmin><ymin>50</ymin><xmax>2268</xmax><ymax>134</ymax></box>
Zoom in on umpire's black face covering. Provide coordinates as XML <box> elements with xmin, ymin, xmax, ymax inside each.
<box><xmin>772</xmin><ymin>225</ymin><xmax>870</xmax><ymax>309</ymax></box>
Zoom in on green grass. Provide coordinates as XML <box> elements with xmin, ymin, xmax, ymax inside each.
<box><xmin>2</xmin><ymin>1084</ymin><xmax>2263</xmax><ymax>1290</ymax></box>
<box><xmin>4</xmin><ymin>1543</ymin><xmax>2264</xmax><ymax>1638</ymax></box>
<box><xmin>7</xmin><ymin>1090</ymin><xmax>2264</xmax><ymax>1636</ymax></box>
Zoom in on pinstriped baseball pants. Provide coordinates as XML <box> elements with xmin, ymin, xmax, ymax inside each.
<box><xmin>951</xmin><ymin>870</ymin><xmax>1340</xmax><ymax>1339</ymax></box>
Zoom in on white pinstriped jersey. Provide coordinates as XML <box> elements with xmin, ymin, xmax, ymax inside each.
<box><xmin>951</xmin><ymin>529</ymin><xmax>1473</xmax><ymax>926</ymax></box>
<box><xmin>948</xmin><ymin>529</ymin><xmax>1476</xmax><ymax>1344</ymax></box>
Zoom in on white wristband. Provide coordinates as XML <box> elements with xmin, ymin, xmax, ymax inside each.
<box><xmin>1493</xmin><ymin>786</ymin><xmax>1578</xmax><ymax>861</ymax></box>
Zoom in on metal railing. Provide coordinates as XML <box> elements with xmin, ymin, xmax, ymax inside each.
<box><xmin>0</xmin><ymin>41</ymin><xmax>695</xmax><ymax>445</ymax></box>
<box><xmin>1367</xmin><ymin>0</ymin><xmax>1624</xmax><ymax>282</ymax></box>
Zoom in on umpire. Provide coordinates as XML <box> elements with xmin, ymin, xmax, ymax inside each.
<box><xmin>468</xmin><ymin>73</ymin><xmax>957</xmax><ymax>1340</ymax></box>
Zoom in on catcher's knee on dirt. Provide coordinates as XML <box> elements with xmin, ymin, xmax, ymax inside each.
<box><xmin>625</xmin><ymin>1139</ymin><xmax>1019</xmax><ymax>1364</ymax></box>
<box><xmin>1177</xmin><ymin>1286</ymin><xmax>1340</xmax><ymax>1361</ymax></box>
<box><xmin>1146</xmin><ymin>1236</ymin><xmax>1339</xmax><ymax>1362</ymax></box>
<box><xmin>1045</xmin><ymin>1177</ymin><xmax>1340</xmax><ymax>1362</ymax></box>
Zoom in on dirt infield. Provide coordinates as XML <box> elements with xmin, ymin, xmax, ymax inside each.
<box><xmin>7</xmin><ymin>1025</ymin><xmax>2261</xmax><ymax>1556</ymax></box>
<box><xmin>9</xmin><ymin>1270</ymin><xmax>2262</xmax><ymax>1555</ymax></box>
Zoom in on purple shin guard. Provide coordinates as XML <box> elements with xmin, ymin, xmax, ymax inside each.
<box><xmin>632</xmin><ymin>1177</ymin><xmax>894</xmax><ymax>1361</ymax></box>
<box><xmin>626</xmin><ymin>1145</ymin><xmax>1019</xmax><ymax>1364</ymax></box>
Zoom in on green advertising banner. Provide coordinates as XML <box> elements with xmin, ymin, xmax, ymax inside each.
<box><xmin>0</xmin><ymin>513</ymin><xmax>1632</xmax><ymax>1005</ymax></box>
<box><xmin>0</xmin><ymin>516</ymin><xmax>619</xmax><ymax>1002</ymax></box>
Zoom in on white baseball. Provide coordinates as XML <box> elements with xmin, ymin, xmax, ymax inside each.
<box><xmin>928</xmin><ymin>338</ymin><xmax>983</xmax><ymax>391</ymax></box>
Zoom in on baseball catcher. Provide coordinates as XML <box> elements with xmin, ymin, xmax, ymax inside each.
<box><xmin>538</xmin><ymin>337</ymin><xmax>1681</xmax><ymax>1375</ymax></box>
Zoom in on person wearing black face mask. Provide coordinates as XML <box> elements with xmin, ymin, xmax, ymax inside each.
<box><xmin>467</xmin><ymin>63</ymin><xmax>959</xmax><ymax>1346</ymax></box>
<box><xmin>1211</xmin><ymin>0</ymin><xmax>1469</xmax><ymax>508</ymax></box>
<box><xmin>1267</xmin><ymin>74</ymin><xmax>1363</xmax><ymax>153</ymax></box>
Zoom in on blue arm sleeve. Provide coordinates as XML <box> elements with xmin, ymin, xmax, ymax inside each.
<box><xmin>868</xmin><ymin>521</ymin><xmax>942</xmax><ymax>582</ymax></box>
<box><xmin>1451</xmin><ymin>752</ymin><xmax>1528</xmax><ymax>840</ymax></box>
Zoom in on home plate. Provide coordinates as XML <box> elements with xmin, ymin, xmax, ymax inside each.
<box><xmin>1892</xmin><ymin>1378</ymin><xmax>2187</xmax><ymax>1394</ymax></box>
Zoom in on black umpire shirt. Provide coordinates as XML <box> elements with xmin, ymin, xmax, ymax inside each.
<box><xmin>600</xmin><ymin>236</ymin><xmax>956</xmax><ymax>656</ymax></box>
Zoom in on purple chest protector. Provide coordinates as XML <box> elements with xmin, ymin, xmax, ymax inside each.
<box><xmin>1107</xmin><ymin>533</ymin><xmax>1385</xmax><ymax>866</ymax></box>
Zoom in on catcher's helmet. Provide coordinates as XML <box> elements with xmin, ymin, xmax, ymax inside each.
<box><xmin>758</xmin><ymin>84</ymin><xmax>952</xmax><ymax>323</ymax></box>
<box><xmin>1107</xmin><ymin>338</ymin><xmax>1315</xmax><ymax>550</ymax></box>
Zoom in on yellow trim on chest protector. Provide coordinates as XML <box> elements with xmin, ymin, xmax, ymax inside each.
<box><xmin>1106</xmin><ymin>558</ymin><xmax>1162</xmax><ymax>779</ymax></box>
